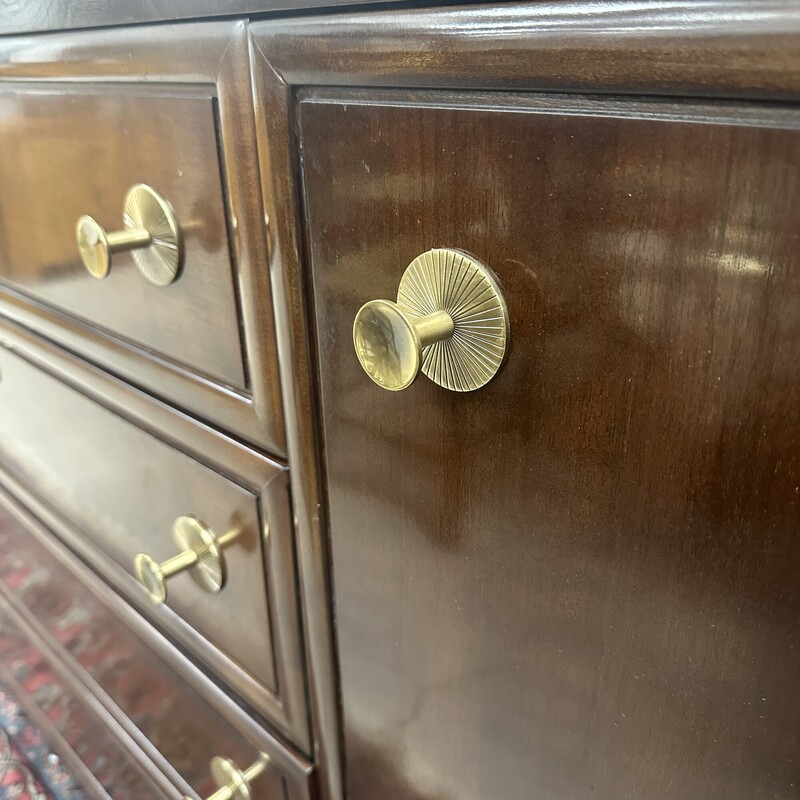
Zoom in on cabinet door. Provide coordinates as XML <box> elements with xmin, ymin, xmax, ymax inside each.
<box><xmin>300</xmin><ymin>93</ymin><xmax>800</xmax><ymax>800</ymax></box>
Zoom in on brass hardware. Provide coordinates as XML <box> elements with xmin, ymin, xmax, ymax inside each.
<box><xmin>76</xmin><ymin>183</ymin><xmax>182</xmax><ymax>285</ymax></box>
<box><xmin>353</xmin><ymin>248</ymin><xmax>509</xmax><ymax>392</ymax></box>
<box><xmin>185</xmin><ymin>754</ymin><xmax>270</xmax><ymax>800</ymax></box>
<box><xmin>134</xmin><ymin>516</ymin><xmax>238</xmax><ymax>605</ymax></box>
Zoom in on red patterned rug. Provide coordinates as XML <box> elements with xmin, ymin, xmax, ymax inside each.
<box><xmin>0</xmin><ymin>682</ymin><xmax>85</xmax><ymax>800</ymax></box>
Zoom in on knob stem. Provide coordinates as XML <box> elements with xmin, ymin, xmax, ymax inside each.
<box><xmin>414</xmin><ymin>310</ymin><xmax>454</xmax><ymax>347</ymax></box>
<box><xmin>106</xmin><ymin>227</ymin><xmax>151</xmax><ymax>252</ymax></box>
<box><xmin>134</xmin><ymin>516</ymin><xmax>234</xmax><ymax>605</ymax></box>
<box><xmin>190</xmin><ymin>754</ymin><xmax>270</xmax><ymax>800</ymax></box>
<box><xmin>158</xmin><ymin>548</ymin><xmax>199</xmax><ymax>580</ymax></box>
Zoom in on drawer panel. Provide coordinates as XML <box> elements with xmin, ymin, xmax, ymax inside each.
<box><xmin>0</xmin><ymin>89</ymin><xmax>244</xmax><ymax>390</ymax></box>
<box><xmin>0</xmin><ymin>339</ymin><xmax>308</xmax><ymax>749</ymax></box>
<box><xmin>0</xmin><ymin>24</ymin><xmax>285</xmax><ymax>455</ymax></box>
<box><xmin>299</xmin><ymin>93</ymin><xmax>800</xmax><ymax>800</ymax></box>
<box><xmin>0</xmin><ymin>493</ymin><xmax>314</xmax><ymax>800</ymax></box>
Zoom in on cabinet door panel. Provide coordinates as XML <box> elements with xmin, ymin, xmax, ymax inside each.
<box><xmin>300</xmin><ymin>94</ymin><xmax>800</xmax><ymax>800</ymax></box>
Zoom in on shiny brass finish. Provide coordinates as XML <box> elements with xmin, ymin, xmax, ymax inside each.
<box><xmin>134</xmin><ymin>516</ymin><xmax>238</xmax><ymax>605</ymax></box>
<box><xmin>353</xmin><ymin>248</ymin><xmax>509</xmax><ymax>392</ymax></box>
<box><xmin>76</xmin><ymin>183</ymin><xmax>182</xmax><ymax>285</ymax></box>
<box><xmin>353</xmin><ymin>300</ymin><xmax>454</xmax><ymax>391</ymax></box>
<box><xmin>185</xmin><ymin>754</ymin><xmax>270</xmax><ymax>800</ymax></box>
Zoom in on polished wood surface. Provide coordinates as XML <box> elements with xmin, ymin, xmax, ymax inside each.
<box><xmin>0</xmin><ymin>320</ymin><xmax>309</xmax><ymax>752</ymax></box>
<box><xmin>253</xmin><ymin>1</ymin><xmax>800</xmax><ymax>100</ymax></box>
<box><xmin>0</xmin><ymin>492</ymin><xmax>315</xmax><ymax>800</ymax></box>
<box><xmin>0</xmin><ymin>23</ymin><xmax>285</xmax><ymax>456</ymax></box>
<box><xmin>0</xmin><ymin>0</ymin><xmax>392</xmax><ymax>36</ymax></box>
<box><xmin>299</xmin><ymin>92</ymin><xmax>800</xmax><ymax>800</ymax></box>
<box><xmin>0</xmin><ymin>89</ymin><xmax>243</xmax><ymax>387</ymax></box>
<box><xmin>250</xmin><ymin>35</ymin><xmax>345</xmax><ymax>800</ymax></box>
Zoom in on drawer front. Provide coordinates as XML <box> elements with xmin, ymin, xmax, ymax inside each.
<box><xmin>0</xmin><ymin>341</ymin><xmax>308</xmax><ymax>749</ymax></box>
<box><xmin>299</xmin><ymin>94</ymin><xmax>800</xmax><ymax>800</ymax></box>
<box><xmin>0</xmin><ymin>494</ymin><xmax>314</xmax><ymax>800</ymax></box>
<box><xmin>0</xmin><ymin>24</ymin><xmax>285</xmax><ymax>455</ymax></box>
<box><xmin>0</xmin><ymin>89</ymin><xmax>243</xmax><ymax>388</ymax></box>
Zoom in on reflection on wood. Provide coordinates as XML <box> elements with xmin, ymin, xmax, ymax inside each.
<box><xmin>302</xmin><ymin>95</ymin><xmax>800</xmax><ymax>800</ymax></box>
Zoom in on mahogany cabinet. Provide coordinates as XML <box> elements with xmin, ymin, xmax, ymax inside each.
<box><xmin>0</xmin><ymin>3</ymin><xmax>798</xmax><ymax>800</ymax></box>
<box><xmin>252</xmin><ymin>5</ymin><xmax>800</xmax><ymax>800</ymax></box>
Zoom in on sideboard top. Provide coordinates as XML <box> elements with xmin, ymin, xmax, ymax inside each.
<box><xmin>0</xmin><ymin>0</ymin><xmax>394</xmax><ymax>36</ymax></box>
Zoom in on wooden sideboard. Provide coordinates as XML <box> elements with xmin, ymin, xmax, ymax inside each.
<box><xmin>0</xmin><ymin>3</ymin><xmax>798</xmax><ymax>800</ymax></box>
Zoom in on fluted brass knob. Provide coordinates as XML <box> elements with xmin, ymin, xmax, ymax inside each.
<box><xmin>185</xmin><ymin>754</ymin><xmax>269</xmax><ymax>800</ymax></box>
<box><xmin>353</xmin><ymin>248</ymin><xmax>509</xmax><ymax>392</ymax></box>
<box><xmin>76</xmin><ymin>183</ymin><xmax>182</xmax><ymax>285</ymax></box>
<box><xmin>134</xmin><ymin>516</ymin><xmax>238</xmax><ymax>605</ymax></box>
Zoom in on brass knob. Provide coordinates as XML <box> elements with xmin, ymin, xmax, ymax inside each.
<box><xmin>353</xmin><ymin>248</ymin><xmax>509</xmax><ymax>392</ymax></box>
<box><xmin>134</xmin><ymin>516</ymin><xmax>237</xmax><ymax>605</ymax></box>
<box><xmin>76</xmin><ymin>183</ymin><xmax>182</xmax><ymax>285</ymax></box>
<box><xmin>185</xmin><ymin>754</ymin><xmax>269</xmax><ymax>800</ymax></box>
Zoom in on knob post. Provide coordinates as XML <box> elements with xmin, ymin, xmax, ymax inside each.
<box><xmin>105</xmin><ymin>227</ymin><xmax>151</xmax><ymax>252</ymax></box>
<box><xmin>414</xmin><ymin>310</ymin><xmax>454</xmax><ymax>347</ymax></box>
<box><xmin>157</xmin><ymin>548</ymin><xmax>199</xmax><ymax>580</ymax></box>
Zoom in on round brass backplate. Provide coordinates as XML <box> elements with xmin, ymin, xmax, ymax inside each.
<box><xmin>123</xmin><ymin>183</ymin><xmax>182</xmax><ymax>286</ymax></box>
<box><xmin>172</xmin><ymin>516</ymin><xmax>225</xmax><ymax>595</ymax></box>
<box><xmin>397</xmin><ymin>248</ymin><xmax>509</xmax><ymax>392</ymax></box>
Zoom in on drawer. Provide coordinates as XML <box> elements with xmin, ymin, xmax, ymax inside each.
<box><xmin>0</xmin><ymin>492</ymin><xmax>315</xmax><ymax>800</ymax></box>
<box><xmin>0</xmin><ymin>24</ymin><xmax>284</xmax><ymax>455</ymax></box>
<box><xmin>0</xmin><ymin>334</ymin><xmax>308</xmax><ymax>751</ymax></box>
<box><xmin>0</xmin><ymin>89</ymin><xmax>242</xmax><ymax>388</ymax></box>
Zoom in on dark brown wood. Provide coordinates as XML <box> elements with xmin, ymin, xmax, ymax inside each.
<box><xmin>251</xmin><ymin>13</ymin><xmax>800</xmax><ymax>799</ymax></box>
<box><xmin>0</xmin><ymin>89</ymin><xmax>243</xmax><ymax>387</ymax></box>
<box><xmin>0</xmin><ymin>23</ymin><xmax>285</xmax><ymax>457</ymax></box>
<box><xmin>250</xmin><ymin>34</ymin><xmax>345</xmax><ymax>800</ymax></box>
<box><xmin>253</xmin><ymin>1</ymin><xmax>800</xmax><ymax>100</ymax></box>
<box><xmin>0</xmin><ymin>0</ymin><xmax>389</xmax><ymax>36</ymax></box>
<box><xmin>298</xmin><ymin>89</ymin><xmax>800</xmax><ymax>800</ymax></box>
<box><xmin>0</xmin><ymin>489</ymin><xmax>315</xmax><ymax>800</ymax></box>
<box><xmin>0</xmin><ymin>317</ymin><xmax>309</xmax><ymax>753</ymax></box>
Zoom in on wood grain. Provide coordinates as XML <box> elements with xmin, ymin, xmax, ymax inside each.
<box><xmin>0</xmin><ymin>0</ymin><xmax>389</xmax><ymax>36</ymax></box>
<box><xmin>253</xmin><ymin>1</ymin><xmax>800</xmax><ymax>100</ymax></box>
<box><xmin>0</xmin><ymin>318</ymin><xmax>310</xmax><ymax>752</ymax></box>
<box><xmin>0</xmin><ymin>89</ymin><xmax>243</xmax><ymax>388</ymax></box>
<box><xmin>0</xmin><ymin>23</ymin><xmax>286</xmax><ymax>457</ymax></box>
<box><xmin>300</xmin><ymin>92</ymin><xmax>800</xmax><ymax>800</ymax></box>
<box><xmin>0</xmin><ymin>490</ymin><xmax>315</xmax><ymax>800</ymax></box>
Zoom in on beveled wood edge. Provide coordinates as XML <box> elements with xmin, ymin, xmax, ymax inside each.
<box><xmin>0</xmin><ymin>20</ymin><xmax>232</xmax><ymax>80</ymax></box>
<box><xmin>0</xmin><ymin>288</ymin><xmax>270</xmax><ymax>452</ymax></box>
<box><xmin>298</xmin><ymin>85</ymin><xmax>800</xmax><ymax>127</ymax></box>
<box><xmin>0</xmin><ymin>485</ymin><xmax>315</xmax><ymax>800</ymax></box>
<box><xmin>0</xmin><ymin>0</ymin><xmax>387</xmax><ymax>38</ymax></box>
<box><xmin>0</xmin><ymin>462</ymin><xmax>301</xmax><ymax>751</ymax></box>
<box><xmin>250</xmin><ymin>34</ymin><xmax>344</xmax><ymax>800</ymax></box>
<box><xmin>215</xmin><ymin>23</ymin><xmax>288</xmax><ymax>457</ymax></box>
<box><xmin>0</xmin><ymin>320</ymin><xmax>312</xmax><ymax>749</ymax></box>
<box><xmin>251</xmin><ymin>0</ymin><xmax>800</xmax><ymax>100</ymax></box>
<box><xmin>0</xmin><ymin>20</ymin><xmax>287</xmax><ymax>458</ymax></box>
<box><xmin>0</xmin><ymin>314</ymin><xmax>282</xmax><ymax>485</ymax></box>
<box><xmin>0</xmin><ymin>657</ymin><xmax>117</xmax><ymax>800</ymax></box>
